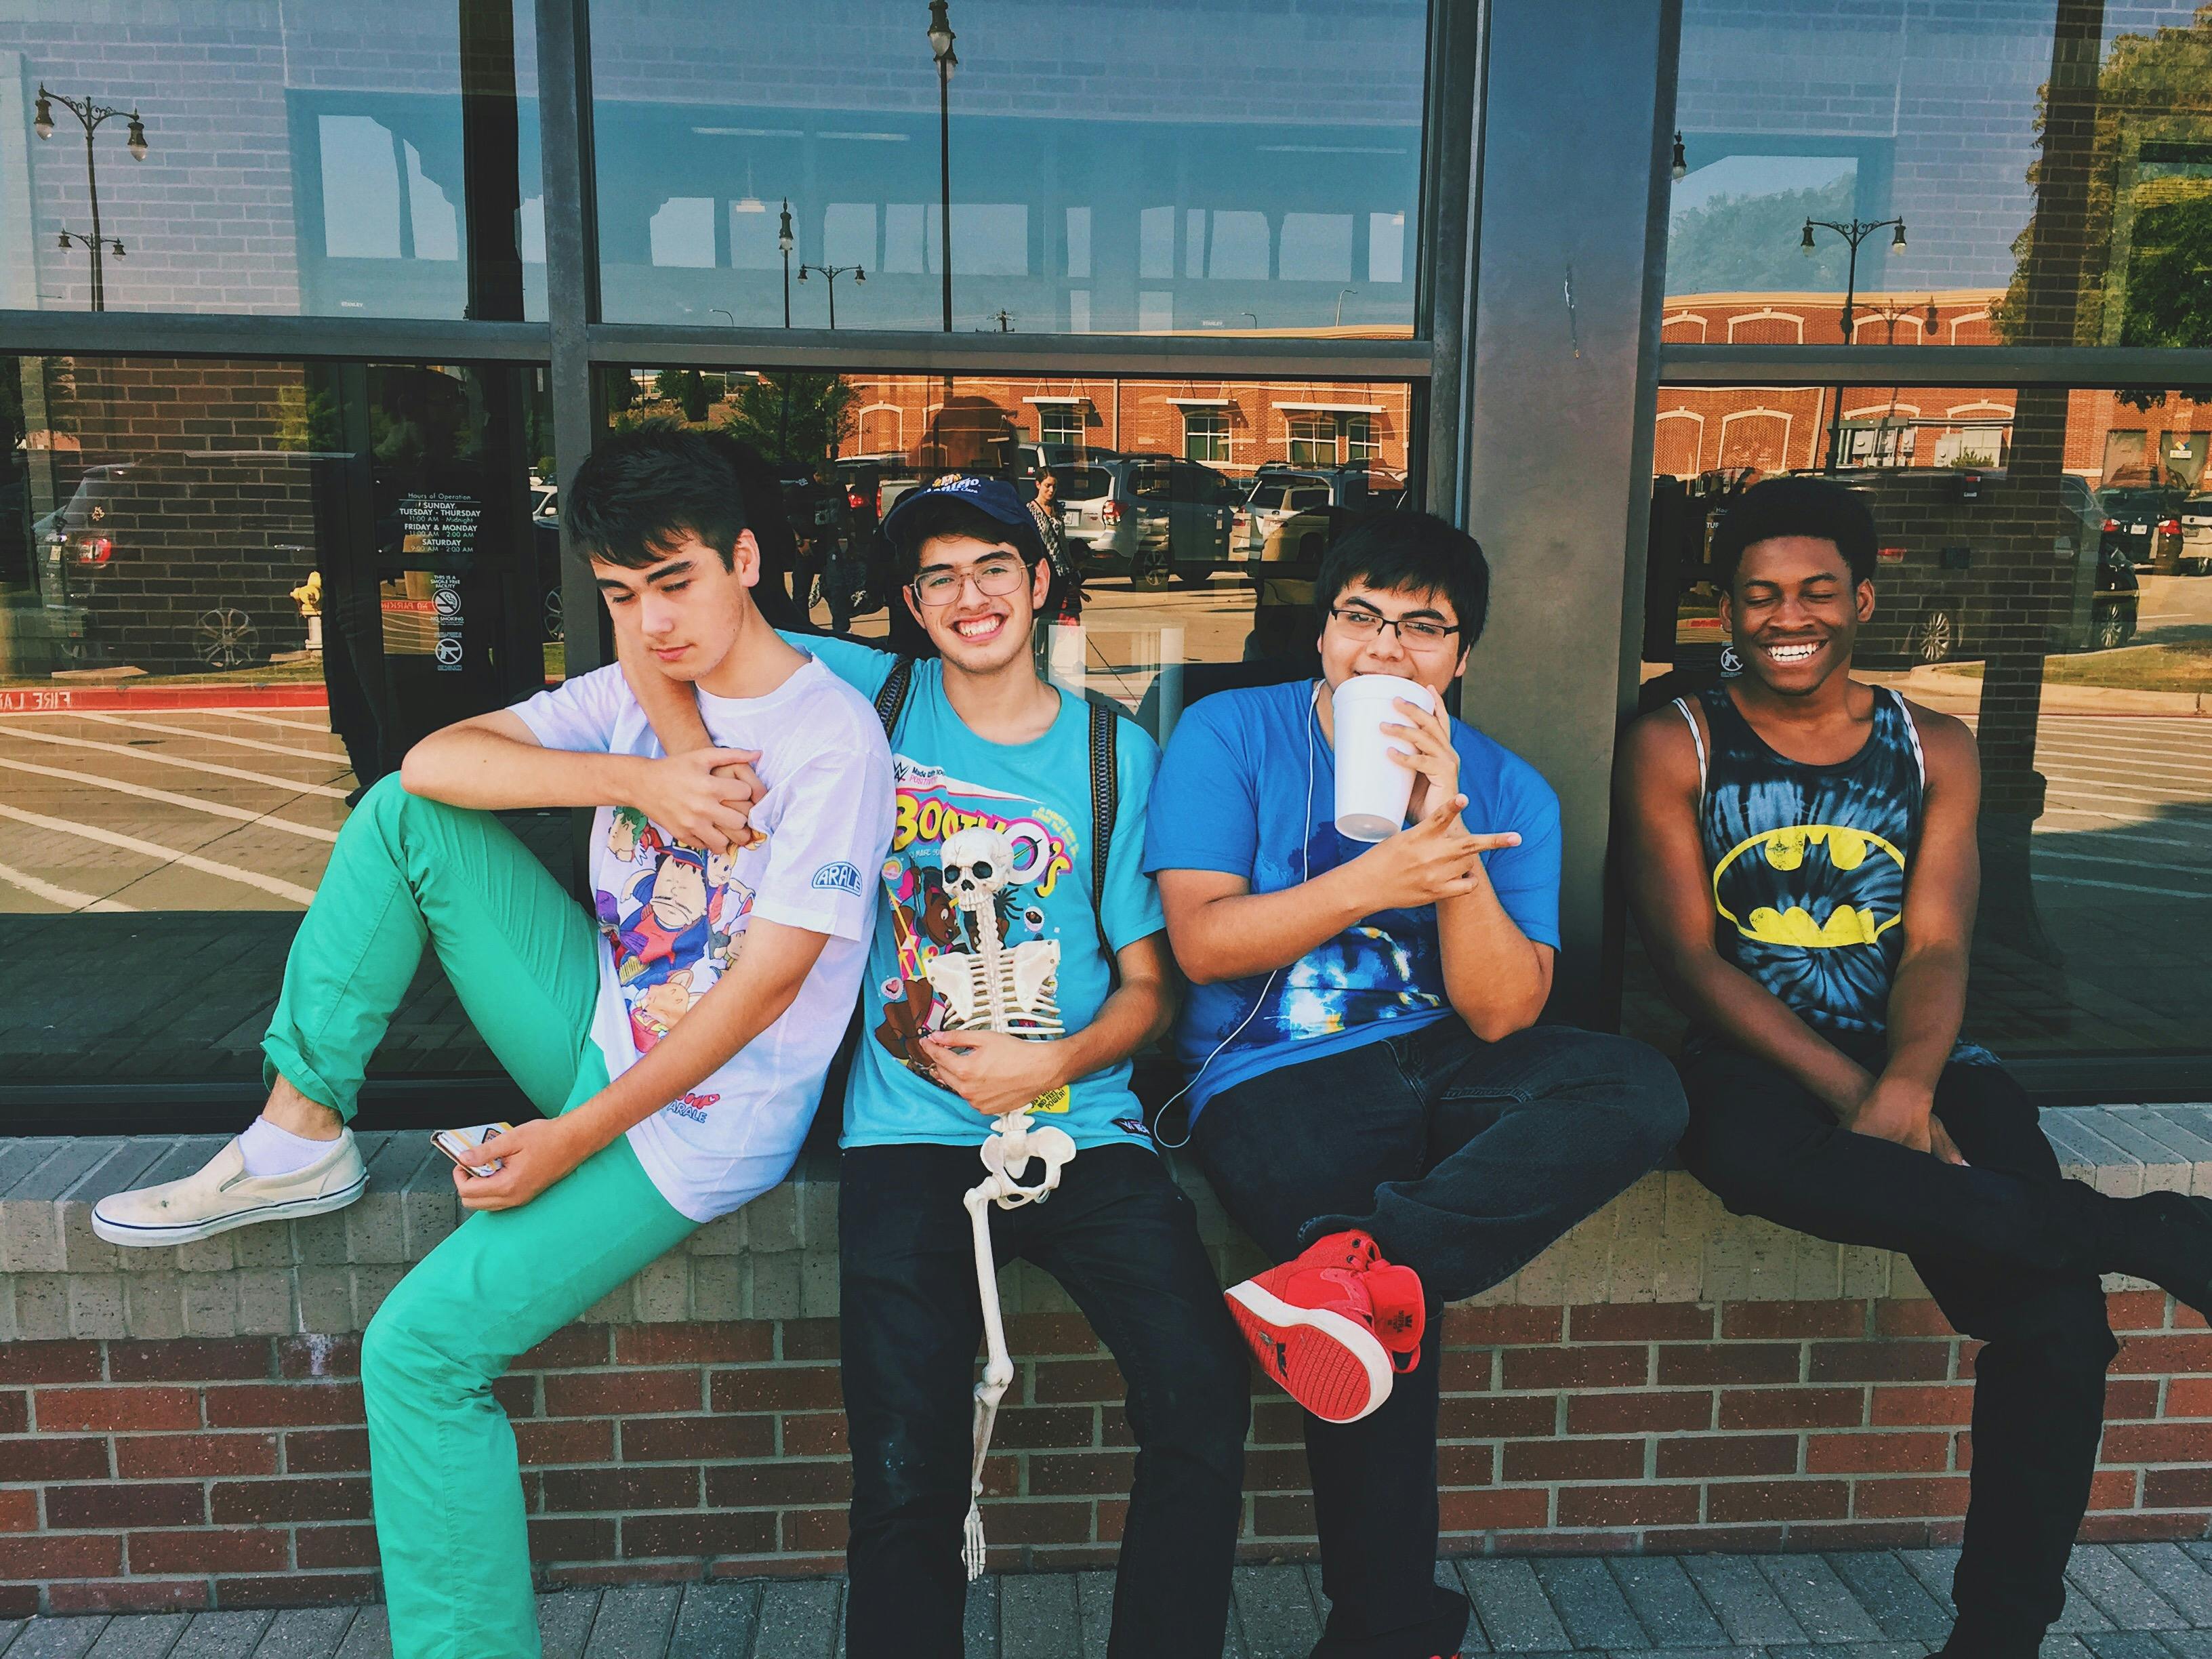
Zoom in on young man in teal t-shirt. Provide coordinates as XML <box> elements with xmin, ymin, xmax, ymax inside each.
<box><xmin>628</xmin><ymin>476</ymin><xmax>1248</xmax><ymax>1659</ymax></box>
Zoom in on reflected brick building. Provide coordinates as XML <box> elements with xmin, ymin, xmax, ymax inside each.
<box><xmin>1654</xmin><ymin>292</ymin><xmax>2212</xmax><ymax>488</ymax></box>
<box><xmin>832</xmin><ymin>375</ymin><xmax>1412</xmax><ymax>478</ymax></box>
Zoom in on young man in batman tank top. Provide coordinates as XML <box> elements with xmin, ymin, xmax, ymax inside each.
<box><xmin>1616</xmin><ymin>476</ymin><xmax>2212</xmax><ymax>1658</ymax></box>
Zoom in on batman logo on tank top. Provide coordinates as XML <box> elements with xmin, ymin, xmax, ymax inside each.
<box><xmin>1679</xmin><ymin>684</ymin><xmax>1925</xmax><ymax>1039</ymax></box>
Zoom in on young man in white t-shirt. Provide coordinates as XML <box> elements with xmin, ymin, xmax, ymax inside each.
<box><xmin>91</xmin><ymin>428</ymin><xmax>893</xmax><ymax>1658</ymax></box>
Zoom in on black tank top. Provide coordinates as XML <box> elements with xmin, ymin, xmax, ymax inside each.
<box><xmin>1677</xmin><ymin>684</ymin><xmax>1925</xmax><ymax>1040</ymax></box>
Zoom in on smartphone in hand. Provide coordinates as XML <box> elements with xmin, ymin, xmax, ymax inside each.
<box><xmin>432</xmin><ymin>1122</ymin><xmax>513</xmax><ymax>1179</ymax></box>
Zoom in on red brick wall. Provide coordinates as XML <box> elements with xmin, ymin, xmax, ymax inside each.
<box><xmin>4</xmin><ymin>1292</ymin><xmax>2208</xmax><ymax>1617</ymax></box>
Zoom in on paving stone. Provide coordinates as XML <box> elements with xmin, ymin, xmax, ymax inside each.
<box><xmin>2156</xmin><ymin>1633</ymin><xmax>2212</xmax><ymax>1658</ymax></box>
<box><xmin>1680</xmin><ymin>1555</ymin><xmax>1807</xmax><ymax>1645</ymax></box>
<box><xmin>2040</xmin><ymin>1640</ymin><xmax>2095</xmax><ymax>1659</ymax></box>
<box><xmin>2070</xmin><ymin>1547</ymin><xmax>2191</xmax><ymax>1632</ymax></box>
<box><xmin>1073</xmin><ymin>1570</ymin><xmax>1113</xmax><ymax>1659</ymax></box>
<box><xmin>534</xmin><ymin>1589</ymin><xmax>600</xmax><ymax>1659</ymax></box>
<box><xmin>1600</xmin><ymin>1650</ymin><xmax>1744</xmax><ymax>1659</ymax></box>
<box><xmin>1460</xmin><ymin>1559</ymin><xmax>1571</xmax><ymax>1652</ymax></box>
<box><xmin>667</xmin><ymin>1583</ymin><xmax>758</xmax><ymax>1656</ymax></box>
<box><xmin>1533</xmin><ymin>1557</ymin><xmax>1645</xmax><ymax>1650</ymax></box>
<box><xmin>329</xmin><ymin>1607</ymin><xmax>390</xmax><ymax>1659</ymax></box>
<box><xmin>1000</xmin><ymin>1572</ymin><xmax>1079</xmax><ymax>1659</ymax></box>
<box><xmin>247</xmin><ymin>1608</ymin><xmax>355</xmax><ymax>1658</ymax></box>
<box><xmin>6</xmin><ymin>1620</ymin><xmax>108</xmax><ymax>1659</ymax></box>
<box><xmin>580</xmin><ymin>1586</ymin><xmax>679</xmax><ymax>1659</ymax></box>
<box><xmin>1765</xmin><ymin>1647</ymin><xmax>1935</xmax><ymax>1659</ymax></box>
<box><xmin>2081</xmin><ymin>1637</ymin><xmax>2180</xmax><ymax>1659</ymax></box>
<box><xmin>0</xmin><ymin>1621</ymin><xmax>23</xmax><ymax>1658</ymax></box>
<box><xmin>1606</xmin><ymin>1557</ymin><xmax>1729</xmax><ymax>1647</ymax></box>
<box><xmin>1232</xmin><ymin>1565</ymin><xmax>1322</xmax><ymax>1657</ymax></box>
<box><xmin>1755</xmin><ymin>1555</ymin><xmax>1885</xmax><ymax>1643</ymax></box>
<box><xmin>2110</xmin><ymin>1544</ymin><xmax>2212</xmax><ymax>1626</ymax></box>
<box><xmin>83</xmin><ymin>1616</ymin><xmax>186</xmax><ymax>1659</ymax></box>
<box><xmin>962</xmin><ymin>1574</ymin><xmax>998</xmax><ymax>1659</ymax></box>
<box><xmin>1825</xmin><ymin>1553</ymin><xmax>1955</xmax><ymax>1642</ymax></box>
<box><xmin>1433</xmin><ymin>1560</ymin><xmax>1488</xmax><ymax>1655</ymax></box>
<box><xmin>166</xmin><ymin>1614</ymin><xmax>275</xmax><ymax>1659</ymax></box>
<box><xmin>754</xmin><ymin>1578</ymin><xmax>839</xmax><ymax>1659</ymax></box>
<box><xmin>1896</xmin><ymin>1550</ymin><xmax>1963</xmax><ymax>1616</ymax></box>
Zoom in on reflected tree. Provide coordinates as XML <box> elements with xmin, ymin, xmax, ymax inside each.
<box><xmin>1666</xmin><ymin>173</ymin><xmax>1857</xmax><ymax>295</ymax></box>
<box><xmin>722</xmin><ymin>372</ymin><xmax>855</xmax><ymax>467</ymax></box>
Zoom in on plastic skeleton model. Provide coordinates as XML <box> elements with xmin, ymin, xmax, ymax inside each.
<box><xmin>961</xmin><ymin>1109</ymin><xmax>1075</xmax><ymax>1578</ymax></box>
<box><xmin>930</xmin><ymin>825</ymin><xmax>1078</xmax><ymax>1576</ymax></box>
<box><xmin>928</xmin><ymin>826</ymin><xmax>1063</xmax><ymax>1037</ymax></box>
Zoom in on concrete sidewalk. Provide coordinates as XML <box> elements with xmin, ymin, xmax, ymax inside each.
<box><xmin>7</xmin><ymin>1543</ymin><xmax>2212</xmax><ymax>1658</ymax></box>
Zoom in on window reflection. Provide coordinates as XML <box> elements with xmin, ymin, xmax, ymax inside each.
<box><xmin>1670</xmin><ymin>2</ymin><xmax>2212</xmax><ymax>352</ymax></box>
<box><xmin>0</xmin><ymin>2</ymin><xmax>542</xmax><ymax>319</ymax></box>
<box><xmin>602</xmin><ymin>367</ymin><xmax>1414</xmax><ymax>741</ymax></box>
<box><xmin>1633</xmin><ymin>382</ymin><xmax>2212</xmax><ymax>1061</ymax></box>
<box><xmin>589</xmin><ymin>2</ymin><xmax>1426</xmax><ymax>335</ymax></box>
<box><xmin>0</xmin><ymin>354</ymin><xmax>555</xmax><ymax>1095</ymax></box>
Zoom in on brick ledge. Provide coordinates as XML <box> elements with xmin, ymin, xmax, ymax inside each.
<box><xmin>2</xmin><ymin>1104</ymin><xmax>2209</xmax><ymax>1340</ymax></box>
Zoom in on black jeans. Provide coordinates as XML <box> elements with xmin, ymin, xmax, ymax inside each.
<box><xmin>1679</xmin><ymin>1041</ymin><xmax>2118</xmax><ymax>1651</ymax></box>
<box><xmin>840</xmin><ymin>1142</ymin><xmax>1248</xmax><ymax>1659</ymax></box>
<box><xmin>1193</xmin><ymin>1020</ymin><xmax>1687</xmax><ymax>1659</ymax></box>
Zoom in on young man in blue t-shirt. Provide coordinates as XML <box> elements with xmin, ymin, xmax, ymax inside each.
<box><xmin>1147</xmin><ymin>513</ymin><xmax>1687</xmax><ymax>1659</ymax></box>
<box><xmin>628</xmin><ymin>476</ymin><xmax>1248</xmax><ymax>1659</ymax></box>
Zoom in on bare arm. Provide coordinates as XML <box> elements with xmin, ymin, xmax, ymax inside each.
<box><xmin>1844</xmin><ymin>705</ymin><xmax>1978</xmax><ymax>1164</ymax></box>
<box><xmin>399</xmin><ymin>704</ymin><xmax>761</xmax><ymax>851</ymax></box>
<box><xmin>454</xmin><ymin>915</ymin><xmax>830</xmax><ymax>1209</ymax></box>
<box><xmin>1881</xmin><ymin>705</ymin><xmax>1979</xmax><ymax>1089</ymax></box>
<box><xmin>922</xmin><ymin>930</ymin><xmax>1179</xmax><ymax>1117</ymax></box>
<box><xmin>1614</xmin><ymin>708</ymin><xmax>1871</xmax><ymax>1114</ymax></box>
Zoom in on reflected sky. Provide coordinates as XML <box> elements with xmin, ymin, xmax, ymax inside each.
<box><xmin>589</xmin><ymin>1</ymin><xmax>1427</xmax><ymax>334</ymax></box>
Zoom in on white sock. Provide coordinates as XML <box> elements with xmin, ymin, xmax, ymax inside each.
<box><xmin>238</xmin><ymin>1115</ymin><xmax>339</xmax><ymax>1178</ymax></box>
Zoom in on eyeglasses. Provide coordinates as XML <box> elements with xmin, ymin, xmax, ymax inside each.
<box><xmin>1327</xmin><ymin>605</ymin><xmax>1460</xmax><ymax>647</ymax></box>
<box><xmin>912</xmin><ymin>555</ymin><xmax>1027</xmax><ymax>606</ymax></box>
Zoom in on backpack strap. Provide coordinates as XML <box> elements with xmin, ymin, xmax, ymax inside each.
<box><xmin>1088</xmin><ymin>698</ymin><xmax>1121</xmax><ymax>985</ymax></box>
<box><xmin>873</xmin><ymin>657</ymin><xmax>915</xmax><ymax>741</ymax></box>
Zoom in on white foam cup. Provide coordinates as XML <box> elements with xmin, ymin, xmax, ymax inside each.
<box><xmin>1331</xmin><ymin>673</ymin><xmax>1436</xmax><ymax>841</ymax></box>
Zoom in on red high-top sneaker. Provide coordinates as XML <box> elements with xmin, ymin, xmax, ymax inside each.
<box><xmin>1223</xmin><ymin>1229</ymin><xmax>1423</xmax><ymax>1423</ymax></box>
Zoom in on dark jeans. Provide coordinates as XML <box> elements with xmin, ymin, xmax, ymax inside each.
<box><xmin>1193</xmin><ymin>1021</ymin><xmax>1687</xmax><ymax>1658</ymax></box>
<box><xmin>1679</xmin><ymin>1041</ymin><xmax>2118</xmax><ymax>1651</ymax></box>
<box><xmin>840</xmin><ymin>1142</ymin><xmax>1248</xmax><ymax>1659</ymax></box>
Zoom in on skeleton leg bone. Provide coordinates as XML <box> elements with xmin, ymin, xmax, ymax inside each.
<box><xmin>960</xmin><ymin>1110</ymin><xmax>1076</xmax><ymax>1580</ymax></box>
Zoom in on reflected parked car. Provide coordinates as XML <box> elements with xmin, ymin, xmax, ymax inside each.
<box><xmin>1231</xmin><ymin>466</ymin><xmax>1407</xmax><ymax>558</ymax></box>
<box><xmin>1823</xmin><ymin>467</ymin><xmax>2138</xmax><ymax>665</ymax></box>
<box><xmin>1059</xmin><ymin>454</ymin><xmax>1236</xmax><ymax>589</ymax></box>
<box><xmin>2178</xmin><ymin>491</ymin><xmax>2212</xmax><ymax>576</ymax></box>
<box><xmin>2097</xmin><ymin>484</ymin><xmax>2186</xmax><ymax>571</ymax></box>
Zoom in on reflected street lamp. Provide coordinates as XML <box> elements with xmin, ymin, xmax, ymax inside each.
<box><xmin>34</xmin><ymin>87</ymin><xmax>148</xmax><ymax>312</ymax></box>
<box><xmin>1334</xmin><ymin>286</ymin><xmax>1358</xmax><ymax>327</ymax></box>
<box><xmin>778</xmin><ymin>199</ymin><xmax>795</xmax><ymax>328</ymax></box>
<box><xmin>1671</xmin><ymin>130</ymin><xmax>1688</xmax><ymax>181</ymax></box>
<box><xmin>928</xmin><ymin>1</ymin><xmax>957</xmax><ymax>332</ymax></box>
<box><xmin>797</xmin><ymin>261</ymin><xmax>864</xmax><ymax>330</ymax></box>
<box><xmin>1799</xmin><ymin>214</ymin><xmax>1908</xmax><ymax>469</ymax></box>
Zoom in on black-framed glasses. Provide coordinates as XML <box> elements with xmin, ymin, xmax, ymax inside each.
<box><xmin>911</xmin><ymin>555</ymin><xmax>1028</xmax><ymax>606</ymax></box>
<box><xmin>1327</xmin><ymin>605</ymin><xmax>1460</xmax><ymax>647</ymax></box>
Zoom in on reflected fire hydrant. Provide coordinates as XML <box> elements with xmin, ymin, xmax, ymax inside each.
<box><xmin>289</xmin><ymin>571</ymin><xmax>323</xmax><ymax>655</ymax></box>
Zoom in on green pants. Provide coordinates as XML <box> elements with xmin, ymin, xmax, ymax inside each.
<box><xmin>266</xmin><ymin>775</ymin><xmax>695</xmax><ymax>1659</ymax></box>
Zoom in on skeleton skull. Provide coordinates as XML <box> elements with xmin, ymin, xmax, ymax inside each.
<box><xmin>940</xmin><ymin>825</ymin><xmax>1017</xmax><ymax>913</ymax></box>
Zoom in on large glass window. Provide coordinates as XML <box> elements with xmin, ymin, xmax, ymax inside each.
<box><xmin>1</xmin><ymin>355</ymin><xmax>554</xmax><ymax>1099</ymax></box>
<box><xmin>1668</xmin><ymin>3</ymin><xmax>2212</xmax><ymax>352</ymax></box>
<box><xmin>598</xmin><ymin>366</ymin><xmax>1416</xmax><ymax>739</ymax></box>
<box><xmin>588</xmin><ymin>2</ymin><xmax>1428</xmax><ymax>335</ymax></box>
<box><xmin>0</xmin><ymin>3</ymin><xmax>544</xmax><ymax>319</ymax></box>
<box><xmin>1634</xmin><ymin>381</ymin><xmax>2212</xmax><ymax>1063</ymax></box>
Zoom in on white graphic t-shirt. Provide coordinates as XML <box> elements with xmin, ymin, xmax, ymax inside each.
<box><xmin>513</xmin><ymin>657</ymin><xmax>892</xmax><ymax>1221</ymax></box>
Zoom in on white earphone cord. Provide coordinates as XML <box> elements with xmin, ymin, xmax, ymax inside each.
<box><xmin>1150</xmin><ymin>682</ymin><xmax>1322</xmax><ymax>1151</ymax></box>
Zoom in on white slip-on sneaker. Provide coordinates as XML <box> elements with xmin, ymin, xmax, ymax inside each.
<box><xmin>91</xmin><ymin>1131</ymin><xmax>369</xmax><ymax>1247</ymax></box>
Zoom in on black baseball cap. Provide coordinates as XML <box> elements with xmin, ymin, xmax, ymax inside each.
<box><xmin>881</xmin><ymin>472</ymin><xmax>1047</xmax><ymax>565</ymax></box>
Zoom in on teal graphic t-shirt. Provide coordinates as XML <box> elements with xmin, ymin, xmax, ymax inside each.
<box><xmin>790</xmin><ymin>634</ymin><xmax>1167</xmax><ymax>1151</ymax></box>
